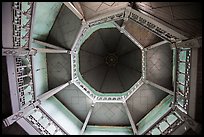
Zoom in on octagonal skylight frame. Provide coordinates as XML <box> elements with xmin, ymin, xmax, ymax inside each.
<box><xmin>71</xmin><ymin>12</ymin><xmax>145</xmax><ymax>104</ymax></box>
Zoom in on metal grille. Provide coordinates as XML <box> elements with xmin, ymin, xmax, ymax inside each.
<box><xmin>145</xmin><ymin>109</ymin><xmax>184</xmax><ymax>135</ymax></box>
<box><xmin>175</xmin><ymin>48</ymin><xmax>191</xmax><ymax>112</ymax></box>
<box><xmin>12</xmin><ymin>2</ymin><xmax>34</xmax><ymax>48</ymax></box>
<box><xmin>15</xmin><ymin>56</ymin><xmax>35</xmax><ymax>108</ymax></box>
<box><xmin>25</xmin><ymin>107</ymin><xmax>67</xmax><ymax>135</ymax></box>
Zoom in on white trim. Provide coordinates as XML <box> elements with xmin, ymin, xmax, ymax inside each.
<box><xmin>113</xmin><ymin>21</ymin><xmax>144</xmax><ymax>50</ymax></box>
<box><xmin>188</xmin><ymin>48</ymin><xmax>198</xmax><ymax>119</ymax></box>
<box><xmin>37</xmin><ymin>81</ymin><xmax>71</xmax><ymax>102</ymax></box>
<box><xmin>125</xmin><ymin>78</ymin><xmax>144</xmax><ymax>101</ymax></box>
<box><xmin>28</xmin><ymin>2</ymin><xmax>37</xmax><ymax>49</ymax></box>
<box><xmin>73</xmin><ymin>81</ymin><xmax>94</xmax><ymax>101</ymax></box>
<box><xmin>63</xmin><ymin>2</ymin><xmax>84</xmax><ymax>20</ymax></box>
<box><xmin>17</xmin><ymin>117</ymin><xmax>40</xmax><ymax>135</ymax></box>
<box><xmin>123</xmin><ymin>102</ymin><xmax>138</xmax><ymax>135</ymax></box>
<box><xmin>6</xmin><ymin>56</ymin><xmax>20</xmax><ymax>113</ymax></box>
<box><xmin>2</xmin><ymin>2</ymin><xmax>13</xmax><ymax>48</ymax></box>
<box><xmin>33</xmin><ymin>48</ymin><xmax>68</xmax><ymax>54</ymax></box>
<box><xmin>32</xmin><ymin>39</ymin><xmax>67</xmax><ymax>50</ymax></box>
<box><xmin>94</xmin><ymin>100</ymin><xmax>124</xmax><ymax>103</ymax></box>
<box><xmin>72</xmin><ymin>2</ymin><xmax>84</xmax><ymax>17</ymax></box>
<box><xmin>80</xmin><ymin>103</ymin><xmax>95</xmax><ymax>135</ymax></box>
<box><xmin>145</xmin><ymin>40</ymin><xmax>169</xmax><ymax>50</ymax></box>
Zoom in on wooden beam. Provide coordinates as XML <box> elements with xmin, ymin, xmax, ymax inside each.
<box><xmin>32</xmin><ymin>39</ymin><xmax>66</xmax><ymax>50</ymax></box>
<box><xmin>145</xmin><ymin>40</ymin><xmax>169</xmax><ymax>51</ymax></box>
<box><xmin>63</xmin><ymin>2</ymin><xmax>84</xmax><ymax>20</ymax></box>
<box><xmin>72</xmin><ymin>2</ymin><xmax>84</xmax><ymax>17</ymax></box>
<box><xmin>38</xmin><ymin>81</ymin><xmax>72</xmax><ymax>102</ymax></box>
<box><xmin>33</xmin><ymin>48</ymin><xmax>69</xmax><ymax>54</ymax></box>
<box><xmin>145</xmin><ymin>80</ymin><xmax>174</xmax><ymax>95</ymax></box>
<box><xmin>80</xmin><ymin>103</ymin><xmax>95</xmax><ymax>135</ymax></box>
<box><xmin>123</xmin><ymin>102</ymin><xmax>138</xmax><ymax>135</ymax></box>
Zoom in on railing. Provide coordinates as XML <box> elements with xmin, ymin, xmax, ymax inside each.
<box><xmin>129</xmin><ymin>9</ymin><xmax>187</xmax><ymax>43</ymax></box>
<box><xmin>144</xmin><ymin>109</ymin><xmax>184</xmax><ymax>135</ymax></box>
<box><xmin>87</xmin><ymin>9</ymin><xmax>125</xmax><ymax>27</ymax></box>
<box><xmin>175</xmin><ymin>48</ymin><xmax>191</xmax><ymax>113</ymax></box>
<box><xmin>15</xmin><ymin>56</ymin><xmax>35</xmax><ymax>108</ymax></box>
<box><xmin>12</xmin><ymin>2</ymin><xmax>34</xmax><ymax>48</ymax></box>
<box><xmin>24</xmin><ymin>107</ymin><xmax>67</xmax><ymax>135</ymax></box>
<box><xmin>12</xmin><ymin>2</ymin><xmax>36</xmax><ymax>108</ymax></box>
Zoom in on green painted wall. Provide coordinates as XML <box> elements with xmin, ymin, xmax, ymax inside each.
<box><xmin>32</xmin><ymin>2</ymin><xmax>63</xmax><ymax>40</ymax></box>
<box><xmin>137</xmin><ymin>95</ymin><xmax>173</xmax><ymax>135</ymax></box>
<box><xmin>40</xmin><ymin>96</ymin><xmax>83</xmax><ymax>135</ymax></box>
<box><xmin>31</xmin><ymin>2</ymin><xmax>63</xmax><ymax>96</ymax></box>
<box><xmin>84</xmin><ymin>125</ymin><xmax>133</xmax><ymax>135</ymax></box>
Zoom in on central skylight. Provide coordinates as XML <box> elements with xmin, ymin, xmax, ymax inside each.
<box><xmin>79</xmin><ymin>28</ymin><xmax>142</xmax><ymax>93</ymax></box>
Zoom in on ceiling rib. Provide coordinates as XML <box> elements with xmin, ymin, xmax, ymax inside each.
<box><xmin>123</xmin><ymin>102</ymin><xmax>138</xmax><ymax>135</ymax></box>
<box><xmin>80</xmin><ymin>103</ymin><xmax>95</xmax><ymax>135</ymax></box>
<box><xmin>145</xmin><ymin>80</ymin><xmax>174</xmax><ymax>95</ymax></box>
<box><xmin>63</xmin><ymin>2</ymin><xmax>84</xmax><ymax>20</ymax></box>
<box><xmin>145</xmin><ymin>40</ymin><xmax>169</xmax><ymax>50</ymax></box>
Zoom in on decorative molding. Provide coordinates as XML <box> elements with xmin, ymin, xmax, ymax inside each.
<box><xmin>12</xmin><ymin>2</ymin><xmax>34</xmax><ymax>48</ymax></box>
<box><xmin>145</xmin><ymin>40</ymin><xmax>169</xmax><ymax>51</ymax></box>
<box><xmin>25</xmin><ymin>107</ymin><xmax>67</xmax><ymax>135</ymax></box>
<box><xmin>2</xmin><ymin>48</ymin><xmax>36</xmax><ymax>56</ymax></box>
<box><xmin>87</xmin><ymin>9</ymin><xmax>125</xmax><ymax>27</ymax></box>
<box><xmin>175</xmin><ymin>48</ymin><xmax>191</xmax><ymax>112</ymax></box>
<box><xmin>129</xmin><ymin>9</ymin><xmax>187</xmax><ymax>43</ymax></box>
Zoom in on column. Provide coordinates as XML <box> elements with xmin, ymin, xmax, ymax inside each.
<box><xmin>121</xmin><ymin>6</ymin><xmax>131</xmax><ymax>29</ymax></box>
<box><xmin>33</xmin><ymin>48</ymin><xmax>69</xmax><ymax>54</ymax></box>
<box><xmin>37</xmin><ymin>81</ymin><xmax>71</xmax><ymax>102</ymax></box>
<box><xmin>123</xmin><ymin>102</ymin><xmax>138</xmax><ymax>135</ymax></box>
<box><xmin>32</xmin><ymin>39</ymin><xmax>67</xmax><ymax>50</ymax></box>
<box><xmin>145</xmin><ymin>80</ymin><xmax>174</xmax><ymax>95</ymax></box>
<box><xmin>145</xmin><ymin>40</ymin><xmax>169</xmax><ymax>51</ymax></box>
<box><xmin>80</xmin><ymin>103</ymin><xmax>95</xmax><ymax>135</ymax></box>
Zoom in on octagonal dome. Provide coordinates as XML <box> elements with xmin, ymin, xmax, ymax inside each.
<box><xmin>79</xmin><ymin>28</ymin><xmax>142</xmax><ymax>93</ymax></box>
